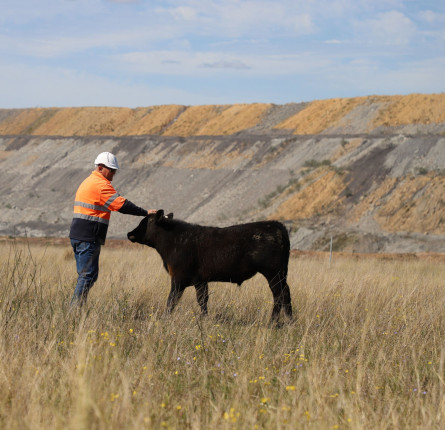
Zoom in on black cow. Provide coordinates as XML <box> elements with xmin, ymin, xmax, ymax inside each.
<box><xmin>127</xmin><ymin>210</ymin><xmax>292</xmax><ymax>323</ymax></box>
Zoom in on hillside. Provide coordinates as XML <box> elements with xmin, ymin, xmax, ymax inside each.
<box><xmin>0</xmin><ymin>94</ymin><xmax>444</xmax><ymax>253</ymax></box>
<box><xmin>1</xmin><ymin>94</ymin><xmax>445</xmax><ymax>137</ymax></box>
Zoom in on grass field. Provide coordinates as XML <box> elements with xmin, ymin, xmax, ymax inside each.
<box><xmin>0</xmin><ymin>239</ymin><xmax>444</xmax><ymax>429</ymax></box>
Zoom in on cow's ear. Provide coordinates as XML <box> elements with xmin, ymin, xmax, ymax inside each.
<box><xmin>166</xmin><ymin>212</ymin><xmax>174</xmax><ymax>219</ymax></box>
<box><xmin>155</xmin><ymin>209</ymin><xmax>165</xmax><ymax>223</ymax></box>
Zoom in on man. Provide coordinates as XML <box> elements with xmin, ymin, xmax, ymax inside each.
<box><xmin>69</xmin><ymin>151</ymin><xmax>155</xmax><ymax>306</ymax></box>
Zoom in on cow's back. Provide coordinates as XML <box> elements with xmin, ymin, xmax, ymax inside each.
<box><xmin>192</xmin><ymin>220</ymin><xmax>290</xmax><ymax>284</ymax></box>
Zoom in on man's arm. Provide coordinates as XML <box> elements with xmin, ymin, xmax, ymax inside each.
<box><xmin>118</xmin><ymin>199</ymin><xmax>148</xmax><ymax>216</ymax></box>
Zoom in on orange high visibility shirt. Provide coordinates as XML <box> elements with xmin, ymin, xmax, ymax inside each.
<box><xmin>73</xmin><ymin>170</ymin><xmax>126</xmax><ymax>225</ymax></box>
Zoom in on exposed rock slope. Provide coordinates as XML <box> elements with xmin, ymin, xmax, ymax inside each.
<box><xmin>0</xmin><ymin>94</ymin><xmax>444</xmax><ymax>253</ymax></box>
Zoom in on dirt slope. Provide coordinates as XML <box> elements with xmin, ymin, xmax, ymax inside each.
<box><xmin>0</xmin><ymin>93</ymin><xmax>444</xmax><ymax>253</ymax></box>
<box><xmin>1</xmin><ymin>93</ymin><xmax>444</xmax><ymax>136</ymax></box>
<box><xmin>373</xmin><ymin>93</ymin><xmax>445</xmax><ymax>127</ymax></box>
<box><xmin>274</xmin><ymin>97</ymin><xmax>367</xmax><ymax>134</ymax></box>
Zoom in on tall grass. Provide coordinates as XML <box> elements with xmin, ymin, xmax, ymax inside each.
<box><xmin>0</xmin><ymin>240</ymin><xmax>444</xmax><ymax>429</ymax></box>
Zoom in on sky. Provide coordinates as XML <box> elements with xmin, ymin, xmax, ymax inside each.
<box><xmin>0</xmin><ymin>0</ymin><xmax>444</xmax><ymax>108</ymax></box>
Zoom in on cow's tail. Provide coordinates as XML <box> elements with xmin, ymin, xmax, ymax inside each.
<box><xmin>269</xmin><ymin>223</ymin><xmax>293</xmax><ymax>321</ymax></box>
<box><xmin>280</xmin><ymin>222</ymin><xmax>290</xmax><ymax>263</ymax></box>
<box><xmin>279</xmin><ymin>223</ymin><xmax>292</xmax><ymax>319</ymax></box>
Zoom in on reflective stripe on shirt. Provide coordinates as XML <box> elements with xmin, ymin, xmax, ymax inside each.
<box><xmin>74</xmin><ymin>201</ymin><xmax>111</xmax><ymax>213</ymax></box>
<box><xmin>72</xmin><ymin>213</ymin><xmax>110</xmax><ymax>225</ymax></box>
<box><xmin>103</xmin><ymin>192</ymin><xmax>120</xmax><ymax>209</ymax></box>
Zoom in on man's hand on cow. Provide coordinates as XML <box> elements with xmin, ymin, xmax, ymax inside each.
<box><xmin>147</xmin><ymin>209</ymin><xmax>157</xmax><ymax>214</ymax></box>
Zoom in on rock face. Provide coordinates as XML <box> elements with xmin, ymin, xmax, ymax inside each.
<box><xmin>0</xmin><ymin>94</ymin><xmax>444</xmax><ymax>253</ymax></box>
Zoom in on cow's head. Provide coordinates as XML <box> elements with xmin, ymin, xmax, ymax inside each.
<box><xmin>127</xmin><ymin>209</ymin><xmax>173</xmax><ymax>247</ymax></box>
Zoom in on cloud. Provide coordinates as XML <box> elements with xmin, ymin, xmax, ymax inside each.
<box><xmin>115</xmin><ymin>49</ymin><xmax>333</xmax><ymax>78</ymax></box>
<box><xmin>156</xmin><ymin>1</ymin><xmax>317</xmax><ymax>38</ymax></box>
<box><xmin>0</xmin><ymin>0</ymin><xmax>104</xmax><ymax>25</ymax></box>
<box><xmin>0</xmin><ymin>26</ymin><xmax>176</xmax><ymax>59</ymax></box>
<box><xmin>418</xmin><ymin>10</ymin><xmax>445</xmax><ymax>25</ymax></box>
<box><xmin>200</xmin><ymin>60</ymin><xmax>251</xmax><ymax>70</ymax></box>
<box><xmin>353</xmin><ymin>11</ymin><xmax>416</xmax><ymax>45</ymax></box>
<box><xmin>163</xmin><ymin>6</ymin><xmax>197</xmax><ymax>21</ymax></box>
<box><xmin>417</xmin><ymin>10</ymin><xmax>445</xmax><ymax>42</ymax></box>
<box><xmin>292</xmin><ymin>13</ymin><xmax>316</xmax><ymax>34</ymax></box>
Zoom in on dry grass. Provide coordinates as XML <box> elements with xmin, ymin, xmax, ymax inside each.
<box><xmin>274</xmin><ymin>97</ymin><xmax>366</xmax><ymax>134</ymax></box>
<box><xmin>1</xmin><ymin>241</ymin><xmax>444</xmax><ymax>429</ymax></box>
<box><xmin>2</xmin><ymin>94</ymin><xmax>445</xmax><ymax>137</ymax></box>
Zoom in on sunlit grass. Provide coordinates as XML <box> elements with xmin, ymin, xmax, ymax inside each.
<box><xmin>0</xmin><ymin>240</ymin><xmax>444</xmax><ymax>428</ymax></box>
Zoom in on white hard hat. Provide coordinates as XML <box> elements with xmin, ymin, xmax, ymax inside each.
<box><xmin>94</xmin><ymin>152</ymin><xmax>119</xmax><ymax>170</ymax></box>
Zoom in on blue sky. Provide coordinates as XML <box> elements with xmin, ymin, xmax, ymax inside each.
<box><xmin>1</xmin><ymin>0</ymin><xmax>444</xmax><ymax>108</ymax></box>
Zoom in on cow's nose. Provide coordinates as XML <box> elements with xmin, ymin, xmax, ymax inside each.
<box><xmin>127</xmin><ymin>234</ymin><xmax>136</xmax><ymax>242</ymax></box>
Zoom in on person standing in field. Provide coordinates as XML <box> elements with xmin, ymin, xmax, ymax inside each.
<box><xmin>69</xmin><ymin>152</ymin><xmax>155</xmax><ymax>306</ymax></box>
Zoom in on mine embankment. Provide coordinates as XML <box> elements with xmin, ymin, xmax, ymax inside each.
<box><xmin>1</xmin><ymin>94</ymin><xmax>444</xmax><ymax>253</ymax></box>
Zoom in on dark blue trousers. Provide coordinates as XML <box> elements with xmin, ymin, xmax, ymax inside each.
<box><xmin>70</xmin><ymin>239</ymin><xmax>101</xmax><ymax>306</ymax></box>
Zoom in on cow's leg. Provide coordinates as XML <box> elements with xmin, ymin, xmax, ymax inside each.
<box><xmin>194</xmin><ymin>282</ymin><xmax>209</xmax><ymax>315</ymax></box>
<box><xmin>266</xmin><ymin>271</ymin><xmax>293</xmax><ymax>323</ymax></box>
<box><xmin>281</xmin><ymin>280</ymin><xmax>293</xmax><ymax>319</ymax></box>
<box><xmin>270</xmin><ymin>284</ymin><xmax>283</xmax><ymax>322</ymax></box>
<box><xmin>166</xmin><ymin>278</ymin><xmax>185</xmax><ymax>313</ymax></box>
